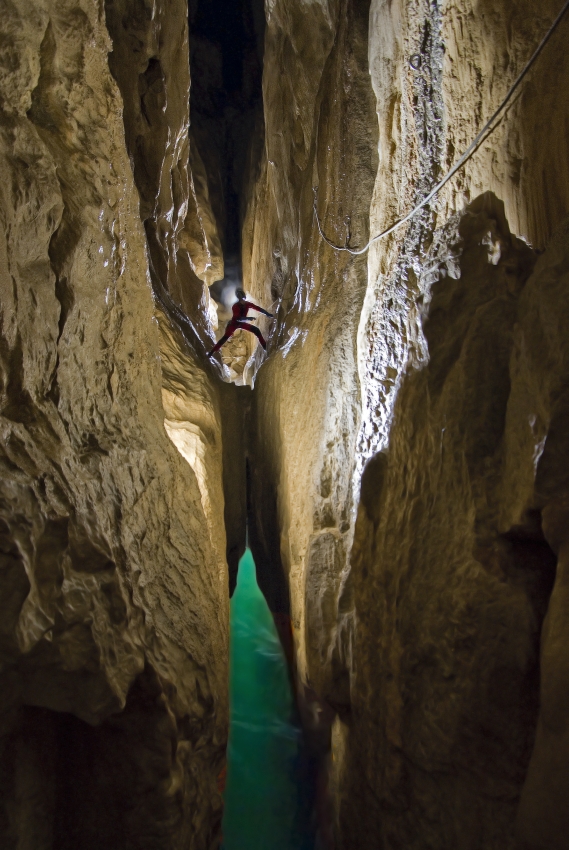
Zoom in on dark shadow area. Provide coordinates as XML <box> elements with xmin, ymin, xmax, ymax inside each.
<box><xmin>0</xmin><ymin>666</ymin><xmax>220</xmax><ymax>850</ymax></box>
<box><xmin>246</xmin><ymin>457</ymin><xmax>291</xmax><ymax>615</ymax></box>
<box><xmin>189</xmin><ymin>0</ymin><xmax>265</xmax><ymax>308</ymax></box>
<box><xmin>220</xmin><ymin>382</ymin><xmax>250</xmax><ymax>593</ymax></box>
<box><xmin>501</xmin><ymin>509</ymin><xmax>557</xmax><ymax>605</ymax></box>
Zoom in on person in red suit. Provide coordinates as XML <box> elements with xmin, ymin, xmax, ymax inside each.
<box><xmin>208</xmin><ymin>288</ymin><xmax>273</xmax><ymax>357</ymax></box>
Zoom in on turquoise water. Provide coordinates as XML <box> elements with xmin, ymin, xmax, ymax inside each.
<box><xmin>221</xmin><ymin>549</ymin><xmax>315</xmax><ymax>850</ymax></box>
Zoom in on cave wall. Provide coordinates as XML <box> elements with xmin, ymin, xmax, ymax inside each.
<box><xmin>342</xmin><ymin>194</ymin><xmax>567</xmax><ymax>850</ymax></box>
<box><xmin>0</xmin><ymin>0</ymin><xmax>230</xmax><ymax>846</ymax></box>
<box><xmin>244</xmin><ymin>0</ymin><xmax>569</xmax><ymax>847</ymax></box>
<box><xmin>104</xmin><ymin>0</ymin><xmax>224</xmax><ymax>334</ymax></box>
<box><xmin>244</xmin><ymin>0</ymin><xmax>378</xmax><ymax>679</ymax></box>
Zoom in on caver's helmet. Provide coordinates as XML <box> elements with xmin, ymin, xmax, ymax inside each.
<box><xmin>235</xmin><ymin>287</ymin><xmax>246</xmax><ymax>300</ymax></box>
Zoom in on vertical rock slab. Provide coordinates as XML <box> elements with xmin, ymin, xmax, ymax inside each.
<box><xmin>244</xmin><ymin>0</ymin><xmax>569</xmax><ymax>846</ymax></box>
<box><xmin>243</xmin><ymin>0</ymin><xmax>378</xmax><ymax>703</ymax></box>
<box><xmin>506</xmin><ymin>222</ymin><xmax>569</xmax><ymax>850</ymax></box>
<box><xmin>339</xmin><ymin>1</ymin><xmax>569</xmax><ymax>844</ymax></box>
<box><xmin>340</xmin><ymin>195</ymin><xmax>553</xmax><ymax>849</ymax></box>
<box><xmin>0</xmin><ymin>0</ymin><xmax>228</xmax><ymax>846</ymax></box>
<box><xmin>105</xmin><ymin>0</ymin><xmax>223</xmax><ymax>340</ymax></box>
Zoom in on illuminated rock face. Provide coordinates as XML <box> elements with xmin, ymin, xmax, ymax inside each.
<box><xmin>0</xmin><ymin>0</ymin><xmax>229</xmax><ymax>846</ymax></box>
<box><xmin>104</xmin><ymin>0</ymin><xmax>224</xmax><ymax>331</ymax></box>
<box><xmin>243</xmin><ymin>0</ymin><xmax>569</xmax><ymax>848</ymax></box>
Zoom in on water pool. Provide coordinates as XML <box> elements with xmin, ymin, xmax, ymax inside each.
<box><xmin>221</xmin><ymin>548</ymin><xmax>315</xmax><ymax>850</ymax></box>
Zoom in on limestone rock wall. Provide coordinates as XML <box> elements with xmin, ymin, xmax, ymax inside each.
<box><xmin>243</xmin><ymin>0</ymin><xmax>378</xmax><ymax>691</ymax></box>
<box><xmin>341</xmin><ymin>194</ymin><xmax>566</xmax><ymax>850</ymax></box>
<box><xmin>0</xmin><ymin>0</ymin><xmax>229</xmax><ymax>846</ymax></box>
<box><xmin>244</xmin><ymin>0</ymin><xmax>569</xmax><ymax>847</ymax></box>
<box><xmin>105</xmin><ymin>0</ymin><xmax>223</xmax><ymax>338</ymax></box>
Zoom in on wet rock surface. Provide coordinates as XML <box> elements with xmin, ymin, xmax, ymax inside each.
<box><xmin>104</xmin><ymin>0</ymin><xmax>223</xmax><ymax>339</ymax></box>
<box><xmin>244</xmin><ymin>0</ymin><xmax>378</xmax><ymax>682</ymax></box>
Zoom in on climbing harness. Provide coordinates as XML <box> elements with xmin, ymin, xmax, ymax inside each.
<box><xmin>313</xmin><ymin>0</ymin><xmax>569</xmax><ymax>255</ymax></box>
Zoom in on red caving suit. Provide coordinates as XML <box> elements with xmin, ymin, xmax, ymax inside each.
<box><xmin>210</xmin><ymin>300</ymin><xmax>268</xmax><ymax>354</ymax></box>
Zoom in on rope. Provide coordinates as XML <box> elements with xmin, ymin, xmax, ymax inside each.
<box><xmin>313</xmin><ymin>0</ymin><xmax>569</xmax><ymax>255</ymax></box>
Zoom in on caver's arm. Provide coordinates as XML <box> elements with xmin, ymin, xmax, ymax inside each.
<box><xmin>243</xmin><ymin>300</ymin><xmax>273</xmax><ymax>318</ymax></box>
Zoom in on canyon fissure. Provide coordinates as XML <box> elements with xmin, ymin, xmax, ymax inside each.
<box><xmin>1</xmin><ymin>0</ymin><xmax>569</xmax><ymax>848</ymax></box>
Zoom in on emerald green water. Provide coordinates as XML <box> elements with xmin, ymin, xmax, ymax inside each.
<box><xmin>221</xmin><ymin>549</ymin><xmax>314</xmax><ymax>850</ymax></box>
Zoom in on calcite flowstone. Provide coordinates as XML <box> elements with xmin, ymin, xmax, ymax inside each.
<box><xmin>0</xmin><ymin>0</ymin><xmax>229</xmax><ymax>846</ymax></box>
